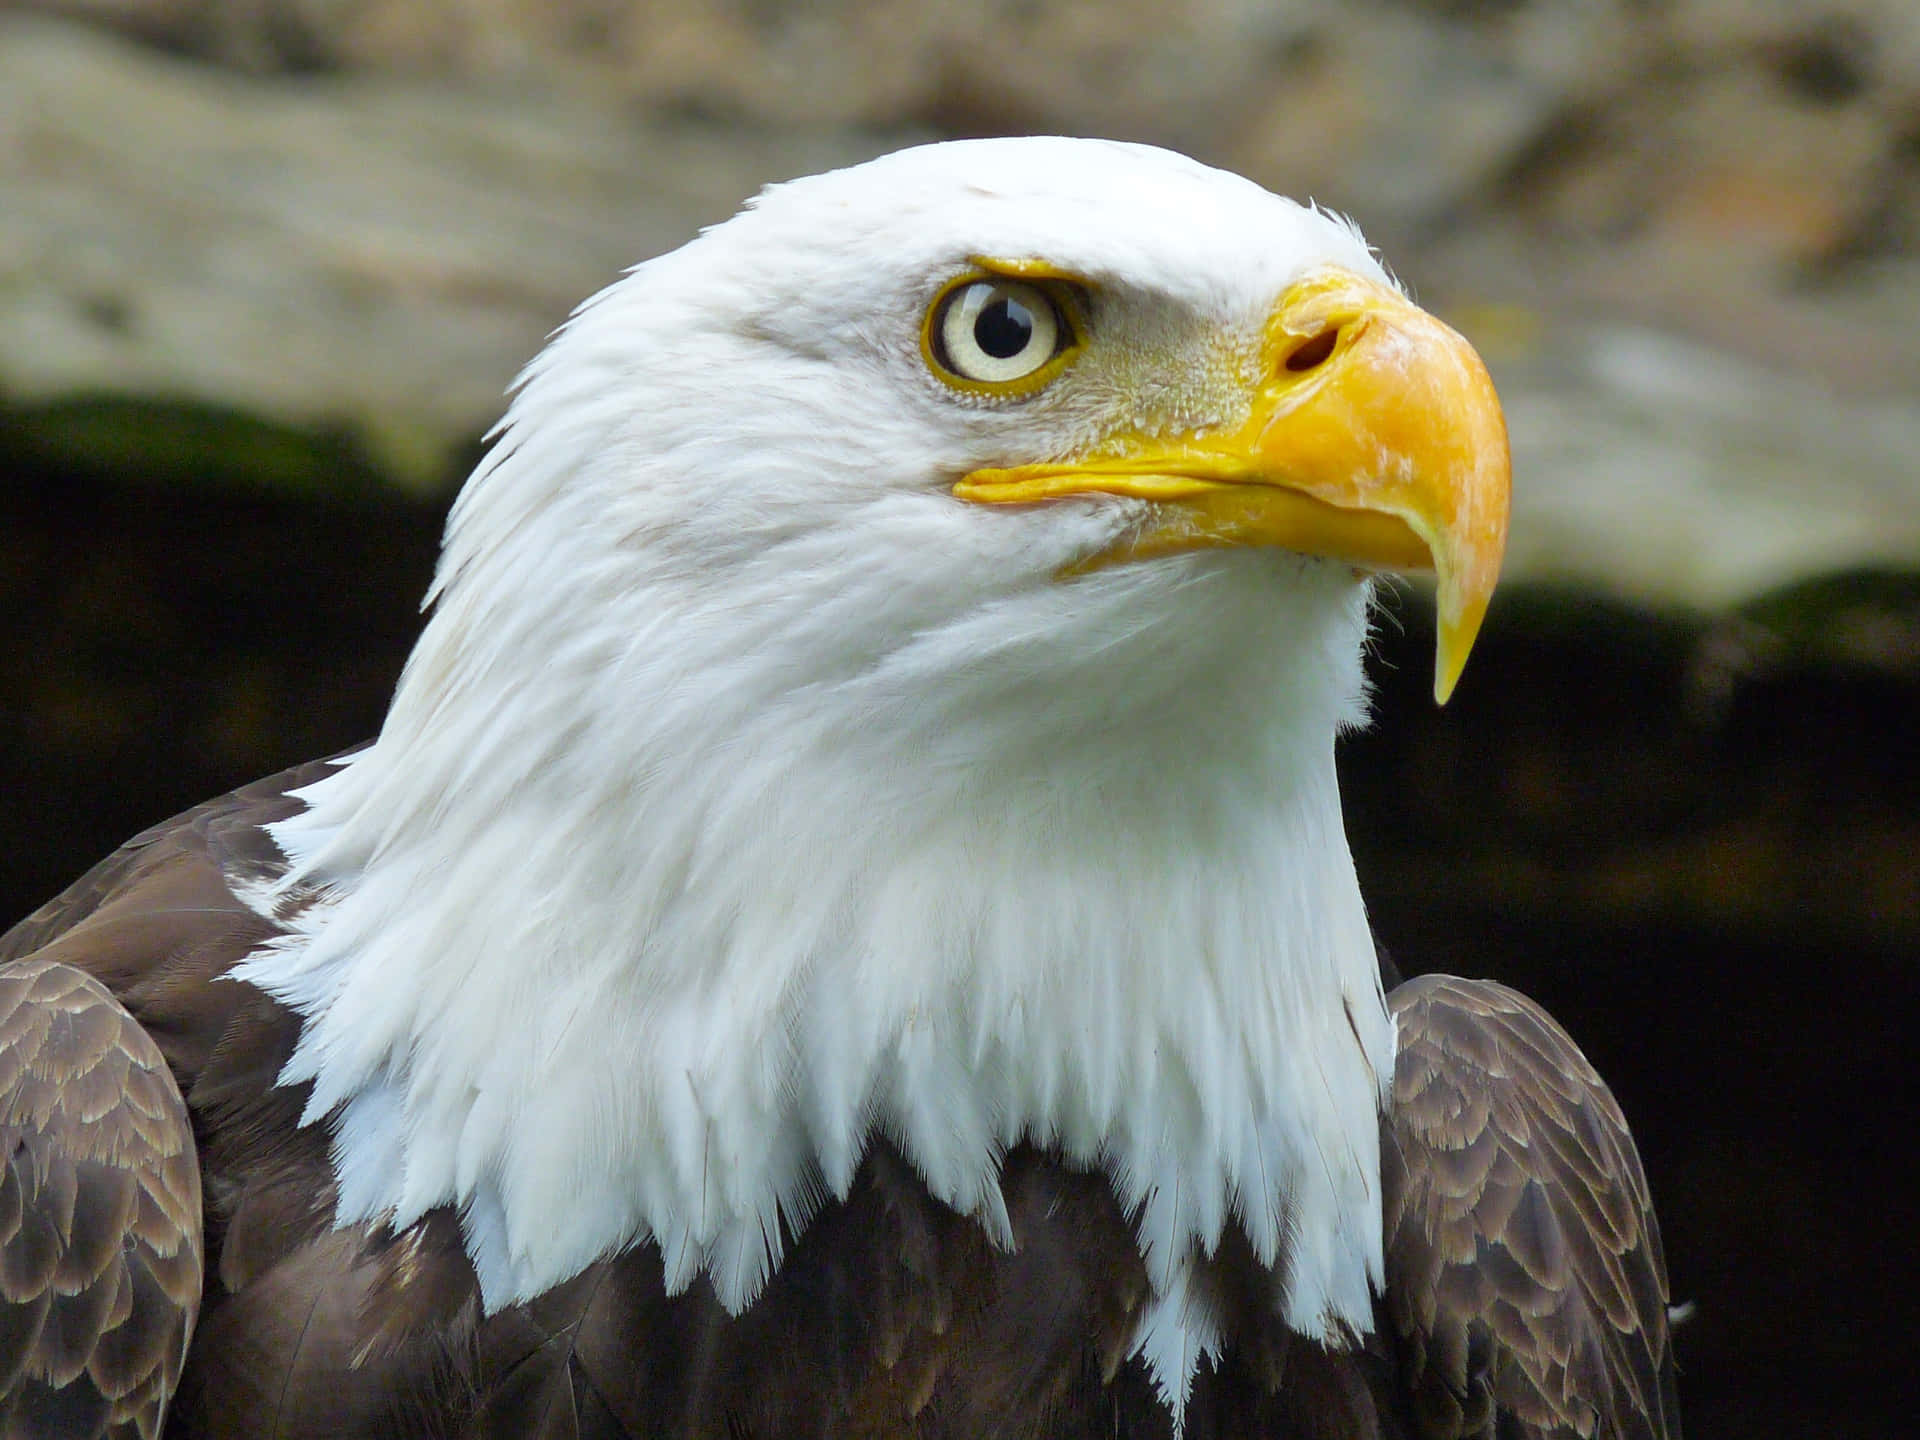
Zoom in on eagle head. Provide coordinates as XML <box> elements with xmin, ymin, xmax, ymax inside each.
<box><xmin>239</xmin><ymin>137</ymin><xmax>1510</xmax><ymax>1417</ymax></box>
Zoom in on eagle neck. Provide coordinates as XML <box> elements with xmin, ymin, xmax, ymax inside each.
<box><xmin>237</xmin><ymin>556</ymin><xmax>1394</xmax><ymax>1422</ymax></box>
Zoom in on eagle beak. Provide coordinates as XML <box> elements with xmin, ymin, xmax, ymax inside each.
<box><xmin>952</xmin><ymin>269</ymin><xmax>1511</xmax><ymax>703</ymax></box>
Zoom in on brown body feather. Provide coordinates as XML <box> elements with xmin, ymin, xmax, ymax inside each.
<box><xmin>1382</xmin><ymin>976</ymin><xmax>1682</xmax><ymax>1440</ymax></box>
<box><xmin>0</xmin><ymin>763</ymin><xmax>1679</xmax><ymax>1439</ymax></box>
<box><xmin>0</xmin><ymin>959</ymin><xmax>201</xmax><ymax>1439</ymax></box>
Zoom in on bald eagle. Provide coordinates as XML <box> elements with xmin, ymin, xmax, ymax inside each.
<box><xmin>0</xmin><ymin>139</ymin><xmax>1677</xmax><ymax>1439</ymax></box>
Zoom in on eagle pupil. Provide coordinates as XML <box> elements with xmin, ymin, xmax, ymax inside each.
<box><xmin>975</xmin><ymin>295</ymin><xmax>1035</xmax><ymax>359</ymax></box>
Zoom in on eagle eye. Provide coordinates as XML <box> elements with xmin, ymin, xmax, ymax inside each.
<box><xmin>924</xmin><ymin>273</ymin><xmax>1083</xmax><ymax>396</ymax></box>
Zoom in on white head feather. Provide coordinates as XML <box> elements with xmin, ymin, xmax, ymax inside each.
<box><xmin>235</xmin><ymin>137</ymin><xmax>1398</xmax><ymax>1418</ymax></box>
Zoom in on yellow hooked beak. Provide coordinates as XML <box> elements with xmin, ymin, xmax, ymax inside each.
<box><xmin>952</xmin><ymin>269</ymin><xmax>1511</xmax><ymax>703</ymax></box>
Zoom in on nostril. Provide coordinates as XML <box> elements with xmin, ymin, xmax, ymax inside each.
<box><xmin>1283</xmin><ymin>328</ymin><xmax>1339</xmax><ymax>373</ymax></box>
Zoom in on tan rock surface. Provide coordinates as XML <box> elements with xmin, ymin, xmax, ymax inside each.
<box><xmin>3</xmin><ymin>4</ymin><xmax>1917</xmax><ymax>606</ymax></box>
<box><xmin>0</xmin><ymin>15</ymin><xmax>912</xmax><ymax>485</ymax></box>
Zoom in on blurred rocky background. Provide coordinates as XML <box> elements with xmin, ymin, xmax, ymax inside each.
<box><xmin>2</xmin><ymin>2</ymin><xmax>1915</xmax><ymax>1436</ymax></box>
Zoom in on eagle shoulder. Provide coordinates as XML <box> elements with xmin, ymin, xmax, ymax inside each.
<box><xmin>0</xmin><ymin>956</ymin><xmax>202</xmax><ymax>1439</ymax></box>
<box><xmin>1382</xmin><ymin>974</ymin><xmax>1682</xmax><ymax>1440</ymax></box>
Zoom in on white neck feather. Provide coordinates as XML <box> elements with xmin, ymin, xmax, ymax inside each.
<box><xmin>236</xmin><ymin>543</ymin><xmax>1392</xmax><ymax>1416</ymax></box>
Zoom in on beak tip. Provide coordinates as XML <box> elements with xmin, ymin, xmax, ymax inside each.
<box><xmin>1431</xmin><ymin>587</ymin><xmax>1493</xmax><ymax>706</ymax></box>
<box><xmin>1431</xmin><ymin>646</ymin><xmax>1465</xmax><ymax>705</ymax></box>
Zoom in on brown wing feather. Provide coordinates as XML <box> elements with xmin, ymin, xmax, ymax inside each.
<box><xmin>1382</xmin><ymin>974</ymin><xmax>1680</xmax><ymax>1440</ymax></box>
<box><xmin>0</xmin><ymin>958</ymin><xmax>202</xmax><ymax>1439</ymax></box>
<box><xmin>0</xmin><ymin>759</ymin><xmax>360</xmax><ymax>1438</ymax></box>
